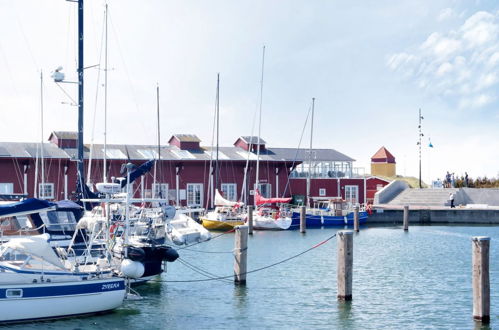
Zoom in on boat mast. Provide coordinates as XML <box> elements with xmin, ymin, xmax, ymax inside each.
<box><xmin>77</xmin><ymin>0</ymin><xmax>85</xmax><ymax>194</ymax></box>
<box><xmin>40</xmin><ymin>71</ymin><xmax>45</xmax><ymax>195</ymax></box>
<box><xmin>103</xmin><ymin>3</ymin><xmax>108</xmax><ymax>182</ymax></box>
<box><xmin>154</xmin><ymin>83</ymin><xmax>161</xmax><ymax>197</ymax></box>
<box><xmin>215</xmin><ymin>73</ymin><xmax>220</xmax><ymax>195</ymax></box>
<box><xmin>306</xmin><ymin>97</ymin><xmax>315</xmax><ymax>208</ymax></box>
<box><xmin>255</xmin><ymin>45</ymin><xmax>265</xmax><ymax>205</ymax></box>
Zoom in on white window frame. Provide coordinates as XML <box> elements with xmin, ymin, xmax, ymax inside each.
<box><xmin>187</xmin><ymin>183</ymin><xmax>203</xmax><ymax>207</ymax></box>
<box><xmin>345</xmin><ymin>185</ymin><xmax>358</xmax><ymax>204</ymax></box>
<box><xmin>0</xmin><ymin>183</ymin><xmax>13</xmax><ymax>194</ymax></box>
<box><xmin>221</xmin><ymin>183</ymin><xmax>237</xmax><ymax>202</ymax></box>
<box><xmin>152</xmin><ymin>183</ymin><xmax>169</xmax><ymax>198</ymax></box>
<box><xmin>39</xmin><ymin>183</ymin><xmax>54</xmax><ymax>199</ymax></box>
<box><xmin>319</xmin><ymin>188</ymin><xmax>326</xmax><ymax>197</ymax></box>
<box><xmin>258</xmin><ymin>183</ymin><xmax>272</xmax><ymax>198</ymax></box>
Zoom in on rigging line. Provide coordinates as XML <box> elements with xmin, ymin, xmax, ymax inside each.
<box><xmin>179</xmin><ymin>247</ymin><xmax>233</xmax><ymax>254</ymax></box>
<box><xmin>176</xmin><ymin>228</ymin><xmax>236</xmax><ymax>250</ymax></box>
<box><xmin>157</xmin><ymin>233</ymin><xmax>337</xmax><ymax>283</ymax></box>
<box><xmin>108</xmin><ymin>10</ymin><xmax>145</xmax><ymax>134</ymax></box>
<box><xmin>87</xmin><ymin>7</ymin><xmax>107</xmax><ymax>185</ymax></box>
<box><xmin>177</xmin><ymin>258</ymin><xmax>232</xmax><ymax>283</ymax></box>
<box><xmin>14</xmin><ymin>13</ymin><xmax>39</xmax><ymax>70</ymax></box>
<box><xmin>281</xmin><ymin>103</ymin><xmax>312</xmax><ymax>198</ymax></box>
<box><xmin>0</xmin><ymin>42</ymin><xmax>20</xmax><ymax>98</ymax></box>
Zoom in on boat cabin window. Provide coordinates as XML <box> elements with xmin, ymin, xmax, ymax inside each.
<box><xmin>0</xmin><ymin>215</ymin><xmax>34</xmax><ymax>232</ymax></box>
<box><xmin>39</xmin><ymin>210</ymin><xmax>77</xmax><ymax>232</ymax></box>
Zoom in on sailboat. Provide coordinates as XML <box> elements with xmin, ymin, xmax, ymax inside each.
<box><xmin>250</xmin><ymin>46</ymin><xmax>292</xmax><ymax>230</ymax></box>
<box><xmin>290</xmin><ymin>98</ymin><xmax>369</xmax><ymax>227</ymax></box>
<box><xmin>200</xmin><ymin>74</ymin><xmax>247</xmax><ymax>231</ymax></box>
<box><xmin>200</xmin><ymin>189</ymin><xmax>246</xmax><ymax>230</ymax></box>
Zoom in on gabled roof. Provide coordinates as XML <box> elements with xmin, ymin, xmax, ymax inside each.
<box><xmin>49</xmin><ymin>131</ymin><xmax>77</xmax><ymax>140</ymax></box>
<box><xmin>238</xmin><ymin>136</ymin><xmax>267</xmax><ymax>145</ymax></box>
<box><xmin>170</xmin><ymin>134</ymin><xmax>201</xmax><ymax>143</ymax></box>
<box><xmin>371</xmin><ymin>146</ymin><xmax>395</xmax><ymax>162</ymax></box>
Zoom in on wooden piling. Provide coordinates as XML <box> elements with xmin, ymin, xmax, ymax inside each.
<box><xmin>234</xmin><ymin>225</ymin><xmax>249</xmax><ymax>285</ymax></box>
<box><xmin>337</xmin><ymin>230</ymin><xmax>353</xmax><ymax>300</ymax></box>
<box><xmin>300</xmin><ymin>206</ymin><xmax>306</xmax><ymax>233</ymax></box>
<box><xmin>472</xmin><ymin>236</ymin><xmax>490</xmax><ymax>323</ymax></box>
<box><xmin>403</xmin><ymin>205</ymin><xmax>409</xmax><ymax>231</ymax></box>
<box><xmin>353</xmin><ymin>206</ymin><xmax>359</xmax><ymax>232</ymax></box>
<box><xmin>248</xmin><ymin>206</ymin><xmax>253</xmax><ymax>235</ymax></box>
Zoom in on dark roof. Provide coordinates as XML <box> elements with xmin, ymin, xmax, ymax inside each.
<box><xmin>50</xmin><ymin>131</ymin><xmax>78</xmax><ymax>140</ymax></box>
<box><xmin>238</xmin><ymin>136</ymin><xmax>267</xmax><ymax>145</ymax></box>
<box><xmin>171</xmin><ymin>134</ymin><xmax>201</xmax><ymax>143</ymax></box>
<box><xmin>0</xmin><ymin>141</ymin><xmax>355</xmax><ymax>163</ymax></box>
<box><xmin>270</xmin><ymin>148</ymin><xmax>355</xmax><ymax>162</ymax></box>
<box><xmin>0</xmin><ymin>142</ymin><xmax>69</xmax><ymax>158</ymax></box>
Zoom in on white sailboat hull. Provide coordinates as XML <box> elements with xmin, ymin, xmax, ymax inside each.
<box><xmin>253</xmin><ymin>215</ymin><xmax>292</xmax><ymax>230</ymax></box>
<box><xmin>0</xmin><ymin>278</ymin><xmax>126</xmax><ymax>323</ymax></box>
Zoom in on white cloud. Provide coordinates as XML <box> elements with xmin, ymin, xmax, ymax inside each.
<box><xmin>388</xmin><ymin>10</ymin><xmax>499</xmax><ymax>110</ymax></box>
<box><xmin>437</xmin><ymin>8</ymin><xmax>455</xmax><ymax>22</ymax></box>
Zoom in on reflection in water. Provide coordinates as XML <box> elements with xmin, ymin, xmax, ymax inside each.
<box><xmin>233</xmin><ymin>284</ymin><xmax>248</xmax><ymax>309</ymax></box>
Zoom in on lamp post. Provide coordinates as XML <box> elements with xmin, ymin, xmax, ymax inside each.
<box><xmin>417</xmin><ymin>109</ymin><xmax>424</xmax><ymax>188</ymax></box>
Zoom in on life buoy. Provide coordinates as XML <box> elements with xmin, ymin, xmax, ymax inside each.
<box><xmin>109</xmin><ymin>223</ymin><xmax>119</xmax><ymax>238</ymax></box>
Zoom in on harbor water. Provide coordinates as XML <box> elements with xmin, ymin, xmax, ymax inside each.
<box><xmin>7</xmin><ymin>225</ymin><xmax>499</xmax><ymax>329</ymax></box>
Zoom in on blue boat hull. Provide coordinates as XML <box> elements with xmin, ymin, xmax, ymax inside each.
<box><xmin>291</xmin><ymin>211</ymin><xmax>368</xmax><ymax>227</ymax></box>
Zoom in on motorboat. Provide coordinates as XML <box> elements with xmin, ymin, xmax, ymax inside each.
<box><xmin>291</xmin><ymin>197</ymin><xmax>368</xmax><ymax>227</ymax></box>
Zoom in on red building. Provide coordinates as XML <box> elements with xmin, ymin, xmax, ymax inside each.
<box><xmin>0</xmin><ymin>131</ymin><xmax>389</xmax><ymax>207</ymax></box>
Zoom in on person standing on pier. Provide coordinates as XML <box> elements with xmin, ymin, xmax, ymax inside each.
<box><xmin>449</xmin><ymin>192</ymin><xmax>455</xmax><ymax>208</ymax></box>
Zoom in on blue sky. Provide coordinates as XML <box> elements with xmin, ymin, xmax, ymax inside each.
<box><xmin>0</xmin><ymin>0</ymin><xmax>498</xmax><ymax>183</ymax></box>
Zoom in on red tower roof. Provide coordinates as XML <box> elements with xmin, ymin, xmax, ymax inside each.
<box><xmin>371</xmin><ymin>146</ymin><xmax>395</xmax><ymax>163</ymax></box>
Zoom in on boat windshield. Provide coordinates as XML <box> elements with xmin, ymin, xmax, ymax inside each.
<box><xmin>0</xmin><ymin>215</ymin><xmax>34</xmax><ymax>231</ymax></box>
<box><xmin>39</xmin><ymin>210</ymin><xmax>77</xmax><ymax>232</ymax></box>
<box><xmin>0</xmin><ymin>246</ymin><xmax>65</xmax><ymax>271</ymax></box>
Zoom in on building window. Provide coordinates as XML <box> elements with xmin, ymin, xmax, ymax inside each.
<box><xmin>221</xmin><ymin>183</ymin><xmax>237</xmax><ymax>201</ymax></box>
<box><xmin>319</xmin><ymin>188</ymin><xmax>326</xmax><ymax>196</ymax></box>
<box><xmin>345</xmin><ymin>185</ymin><xmax>358</xmax><ymax>205</ymax></box>
<box><xmin>0</xmin><ymin>183</ymin><xmax>13</xmax><ymax>194</ymax></box>
<box><xmin>152</xmin><ymin>183</ymin><xmax>168</xmax><ymax>198</ymax></box>
<box><xmin>258</xmin><ymin>183</ymin><xmax>271</xmax><ymax>198</ymax></box>
<box><xmin>39</xmin><ymin>183</ymin><xmax>54</xmax><ymax>199</ymax></box>
<box><xmin>187</xmin><ymin>184</ymin><xmax>203</xmax><ymax>207</ymax></box>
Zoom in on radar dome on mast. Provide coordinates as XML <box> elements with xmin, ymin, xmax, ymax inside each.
<box><xmin>52</xmin><ymin>66</ymin><xmax>65</xmax><ymax>82</ymax></box>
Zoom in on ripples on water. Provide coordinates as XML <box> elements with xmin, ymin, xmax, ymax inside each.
<box><xmin>7</xmin><ymin>225</ymin><xmax>499</xmax><ymax>329</ymax></box>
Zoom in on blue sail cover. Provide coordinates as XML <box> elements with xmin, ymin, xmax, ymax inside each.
<box><xmin>120</xmin><ymin>160</ymin><xmax>155</xmax><ymax>188</ymax></box>
<box><xmin>0</xmin><ymin>198</ymin><xmax>56</xmax><ymax>217</ymax></box>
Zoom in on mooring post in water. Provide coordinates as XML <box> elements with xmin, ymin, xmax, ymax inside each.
<box><xmin>248</xmin><ymin>206</ymin><xmax>253</xmax><ymax>235</ymax></box>
<box><xmin>300</xmin><ymin>205</ymin><xmax>306</xmax><ymax>233</ymax></box>
<box><xmin>337</xmin><ymin>230</ymin><xmax>353</xmax><ymax>301</ymax></box>
<box><xmin>234</xmin><ymin>225</ymin><xmax>249</xmax><ymax>285</ymax></box>
<box><xmin>403</xmin><ymin>205</ymin><xmax>409</xmax><ymax>231</ymax></box>
<box><xmin>472</xmin><ymin>236</ymin><xmax>490</xmax><ymax>323</ymax></box>
<box><xmin>353</xmin><ymin>206</ymin><xmax>359</xmax><ymax>232</ymax></box>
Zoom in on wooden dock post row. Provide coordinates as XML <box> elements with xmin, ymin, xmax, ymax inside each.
<box><xmin>353</xmin><ymin>206</ymin><xmax>359</xmax><ymax>232</ymax></box>
<box><xmin>248</xmin><ymin>206</ymin><xmax>253</xmax><ymax>235</ymax></box>
<box><xmin>300</xmin><ymin>206</ymin><xmax>306</xmax><ymax>233</ymax></box>
<box><xmin>403</xmin><ymin>205</ymin><xmax>409</xmax><ymax>231</ymax></box>
<box><xmin>472</xmin><ymin>236</ymin><xmax>490</xmax><ymax>323</ymax></box>
<box><xmin>234</xmin><ymin>225</ymin><xmax>249</xmax><ymax>285</ymax></box>
<box><xmin>337</xmin><ymin>230</ymin><xmax>353</xmax><ymax>301</ymax></box>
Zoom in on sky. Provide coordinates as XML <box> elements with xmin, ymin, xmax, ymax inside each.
<box><xmin>1</xmin><ymin>0</ymin><xmax>499</xmax><ymax>183</ymax></box>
